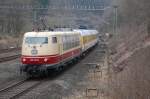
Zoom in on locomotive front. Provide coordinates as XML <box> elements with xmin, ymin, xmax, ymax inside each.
<box><xmin>21</xmin><ymin>32</ymin><xmax>60</xmax><ymax>75</ymax></box>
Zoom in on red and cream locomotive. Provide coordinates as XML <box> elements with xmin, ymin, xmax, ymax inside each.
<box><xmin>21</xmin><ymin>29</ymin><xmax>98</xmax><ymax>76</ymax></box>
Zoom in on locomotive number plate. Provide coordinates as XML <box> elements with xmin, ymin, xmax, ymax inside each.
<box><xmin>31</xmin><ymin>50</ymin><xmax>38</xmax><ymax>55</ymax></box>
<box><xmin>30</xmin><ymin>59</ymin><xmax>39</xmax><ymax>61</ymax></box>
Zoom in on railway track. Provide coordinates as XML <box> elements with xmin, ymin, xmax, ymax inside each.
<box><xmin>0</xmin><ymin>79</ymin><xmax>28</xmax><ymax>93</ymax></box>
<box><xmin>0</xmin><ymin>78</ymin><xmax>43</xmax><ymax>99</ymax></box>
<box><xmin>0</xmin><ymin>48</ymin><xmax>21</xmax><ymax>54</ymax></box>
<box><xmin>0</xmin><ymin>54</ymin><xmax>21</xmax><ymax>63</ymax></box>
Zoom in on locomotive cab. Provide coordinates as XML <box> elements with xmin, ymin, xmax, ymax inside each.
<box><xmin>21</xmin><ymin>32</ymin><xmax>61</xmax><ymax>74</ymax></box>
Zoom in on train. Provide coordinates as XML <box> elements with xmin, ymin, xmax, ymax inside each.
<box><xmin>20</xmin><ymin>29</ymin><xmax>99</xmax><ymax>76</ymax></box>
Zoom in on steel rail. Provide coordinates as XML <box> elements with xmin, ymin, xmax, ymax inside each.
<box><xmin>0</xmin><ymin>54</ymin><xmax>21</xmax><ymax>63</ymax></box>
<box><xmin>0</xmin><ymin>48</ymin><xmax>21</xmax><ymax>54</ymax></box>
<box><xmin>0</xmin><ymin>79</ymin><xmax>28</xmax><ymax>93</ymax></box>
<box><xmin>10</xmin><ymin>81</ymin><xmax>42</xmax><ymax>99</ymax></box>
<box><xmin>0</xmin><ymin>78</ymin><xmax>43</xmax><ymax>99</ymax></box>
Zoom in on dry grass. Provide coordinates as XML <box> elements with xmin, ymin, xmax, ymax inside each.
<box><xmin>109</xmin><ymin>23</ymin><xmax>150</xmax><ymax>99</ymax></box>
<box><xmin>0</xmin><ymin>35</ymin><xmax>21</xmax><ymax>49</ymax></box>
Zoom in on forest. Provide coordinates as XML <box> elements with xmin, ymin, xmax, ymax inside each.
<box><xmin>0</xmin><ymin>0</ymin><xmax>108</xmax><ymax>36</ymax></box>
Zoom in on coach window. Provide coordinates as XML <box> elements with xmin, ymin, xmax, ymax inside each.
<box><xmin>52</xmin><ymin>37</ymin><xmax>57</xmax><ymax>43</ymax></box>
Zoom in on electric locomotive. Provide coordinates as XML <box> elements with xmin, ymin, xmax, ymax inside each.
<box><xmin>20</xmin><ymin>29</ymin><xmax>98</xmax><ymax>76</ymax></box>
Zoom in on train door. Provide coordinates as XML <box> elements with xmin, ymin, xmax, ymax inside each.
<box><xmin>58</xmin><ymin>35</ymin><xmax>63</xmax><ymax>62</ymax></box>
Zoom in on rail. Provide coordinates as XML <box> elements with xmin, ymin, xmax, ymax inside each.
<box><xmin>0</xmin><ymin>54</ymin><xmax>21</xmax><ymax>63</ymax></box>
<box><xmin>0</xmin><ymin>78</ymin><xmax>43</xmax><ymax>99</ymax></box>
<box><xmin>0</xmin><ymin>48</ymin><xmax>21</xmax><ymax>54</ymax></box>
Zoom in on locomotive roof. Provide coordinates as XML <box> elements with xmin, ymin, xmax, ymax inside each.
<box><xmin>24</xmin><ymin>29</ymin><xmax>98</xmax><ymax>37</ymax></box>
<box><xmin>73</xmin><ymin>29</ymin><xmax>98</xmax><ymax>36</ymax></box>
<box><xmin>24</xmin><ymin>31</ymin><xmax>79</xmax><ymax>37</ymax></box>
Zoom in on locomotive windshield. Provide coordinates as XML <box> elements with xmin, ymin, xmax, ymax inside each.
<box><xmin>25</xmin><ymin>37</ymin><xmax>48</xmax><ymax>44</ymax></box>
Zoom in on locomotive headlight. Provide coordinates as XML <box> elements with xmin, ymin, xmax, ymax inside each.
<box><xmin>23</xmin><ymin>58</ymin><xmax>26</xmax><ymax>62</ymax></box>
<box><xmin>44</xmin><ymin>58</ymin><xmax>48</xmax><ymax>62</ymax></box>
